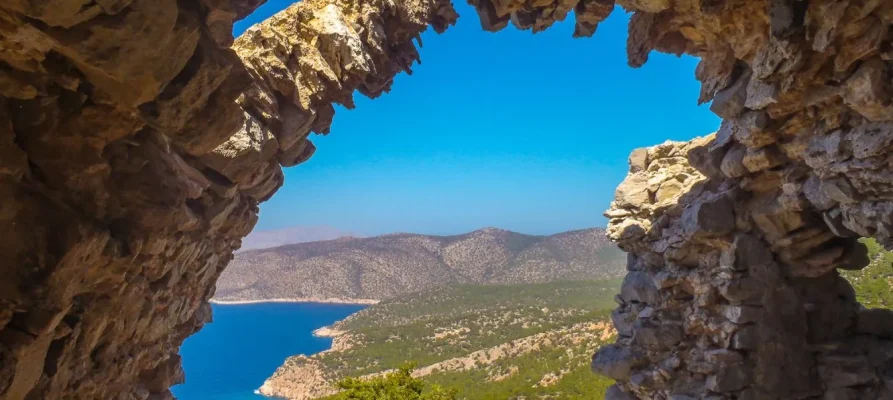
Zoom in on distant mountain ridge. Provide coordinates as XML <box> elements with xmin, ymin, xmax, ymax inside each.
<box><xmin>215</xmin><ymin>227</ymin><xmax>626</xmax><ymax>302</ymax></box>
<box><xmin>237</xmin><ymin>225</ymin><xmax>359</xmax><ymax>252</ymax></box>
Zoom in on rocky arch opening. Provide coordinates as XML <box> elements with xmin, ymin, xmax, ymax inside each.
<box><xmin>247</xmin><ymin>3</ymin><xmax>716</xmax><ymax>238</ymax></box>
<box><xmin>1</xmin><ymin>1</ymin><xmax>893</xmax><ymax>400</ymax></box>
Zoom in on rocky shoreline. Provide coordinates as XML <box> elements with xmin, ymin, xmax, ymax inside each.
<box><xmin>256</xmin><ymin>311</ymin><xmax>363</xmax><ymax>399</ymax></box>
<box><xmin>258</xmin><ymin>356</ymin><xmax>338</xmax><ymax>400</ymax></box>
<box><xmin>312</xmin><ymin>326</ymin><xmax>347</xmax><ymax>338</ymax></box>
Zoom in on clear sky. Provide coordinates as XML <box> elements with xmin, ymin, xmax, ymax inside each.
<box><xmin>235</xmin><ymin>1</ymin><xmax>720</xmax><ymax>236</ymax></box>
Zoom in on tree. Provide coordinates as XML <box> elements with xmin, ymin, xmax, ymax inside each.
<box><xmin>327</xmin><ymin>363</ymin><xmax>458</xmax><ymax>400</ymax></box>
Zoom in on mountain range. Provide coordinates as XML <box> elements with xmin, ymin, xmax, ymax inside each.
<box><xmin>237</xmin><ymin>225</ymin><xmax>358</xmax><ymax>252</ymax></box>
<box><xmin>215</xmin><ymin>227</ymin><xmax>626</xmax><ymax>302</ymax></box>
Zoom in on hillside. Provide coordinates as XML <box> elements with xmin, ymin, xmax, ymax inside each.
<box><xmin>257</xmin><ymin>280</ymin><xmax>620</xmax><ymax>400</ymax></box>
<box><xmin>215</xmin><ymin>228</ymin><xmax>626</xmax><ymax>302</ymax></box>
<box><xmin>841</xmin><ymin>238</ymin><xmax>893</xmax><ymax>309</ymax></box>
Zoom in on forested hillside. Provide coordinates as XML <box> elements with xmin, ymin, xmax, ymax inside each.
<box><xmin>257</xmin><ymin>280</ymin><xmax>620</xmax><ymax>399</ymax></box>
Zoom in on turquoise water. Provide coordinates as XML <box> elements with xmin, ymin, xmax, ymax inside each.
<box><xmin>172</xmin><ymin>302</ymin><xmax>366</xmax><ymax>400</ymax></box>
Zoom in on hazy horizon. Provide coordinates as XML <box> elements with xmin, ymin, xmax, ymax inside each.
<box><xmin>245</xmin><ymin>223</ymin><xmax>611</xmax><ymax>239</ymax></box>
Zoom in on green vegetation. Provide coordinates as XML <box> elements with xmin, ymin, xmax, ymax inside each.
<box><xmin>321</xmin><ymin>279</ymin><xmax>621</xmax><ymax>399</ymax></box>
<box><xmin>841</xmin><ymin>238</ymin><xmax>893</xmax><ymax>308</ymax></box>
<box><xmin>266</xmin><ymin>280</ymin><xmax>621</xmax><ymax>400</ymax></box>
<box><xmin>423</xmin><ymin>344</ymin><xmax>615</xmax><ymax>399</ymax></box>
<box><xmin>322</xmin><ymin>280</ymin><xmax>621</xmax><ymax>376</ymax></box>
<box><xmin>339</xmin><ymin>280</ymin><xmax>620</xmax><ymax>330</ymax></box>
<box><xmin>323</xmin><ymin>364</ymin><xmax>457</xmax><ymax>400</ymax></box>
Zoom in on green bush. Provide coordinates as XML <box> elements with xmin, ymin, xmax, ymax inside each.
<box><xmin>325</xmin><ymin>364</ymin><xmax>458</xmax><ymax>400</ymax></box>
<box><xmin>842</xmin><ymin>238</ymin><xmax>893</xmax><ymax>309</ymax></box>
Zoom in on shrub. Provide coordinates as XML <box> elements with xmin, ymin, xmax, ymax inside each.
<box><xmin>327</xmin><ymin>363</ymin><xmax>458</xmax><ymax>400</ymax></box>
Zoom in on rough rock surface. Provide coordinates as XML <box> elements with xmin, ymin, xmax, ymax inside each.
<box><xmin>586</xmin><ymin>1</ymin><xmax>893</xmax><ymax>398</ymax></box>
<box><xmin>599</xmin><ymin>137</ymin><xmax>893</xmax><ymax>399</ymax></box>
<box><xmin>3</xmin><ymin>0</ymin><xmax>893</xmax><ymax>399</ymax></box>
<box><xmin>0</xmin><ymin>0</ymin><xmax>455</xmax><ymax>399</ymax></box>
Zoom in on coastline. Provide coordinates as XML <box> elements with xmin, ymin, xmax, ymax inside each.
<box><xmin>255</xmin><ymin>305</ymin><xmax>364</xmax><ymax>399</ymax></box>
<box><xmin>312</xmin><ymin>325</ymin><xmax>347</xmax><ymax>338</ymax></box>
<box><xmin>209</xmin><ymin>297</ymin><xmax>380</xmax><ymax>305</ymax></box>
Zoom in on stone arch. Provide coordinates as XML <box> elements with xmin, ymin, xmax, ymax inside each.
<box><xmin>1</xmin><ymin>0</ymin><xmax>892</xmax><ymax>399</ymax></box>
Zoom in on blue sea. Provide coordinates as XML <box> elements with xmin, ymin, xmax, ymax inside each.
<box><xmin>172</xmin><ymin>302</ymin><xmax>366</xmax><ymax>400</ymax></box>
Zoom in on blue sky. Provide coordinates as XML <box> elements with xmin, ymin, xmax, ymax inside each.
<box><xmin>236</xmin><ymin>1</ymin><xmax>720</xmax><ymax>236</ymax></box>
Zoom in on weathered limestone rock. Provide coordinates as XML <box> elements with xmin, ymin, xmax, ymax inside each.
<box><xmin>585</xmin><ymin>3</ymin><xmax>893</xmax><ymax>396</ymax></box>
<box><xmin>591</xmin><ymin>344</ymin><xmax>646</xmax><ymax>381</ymax></box>
<box><xmin>599</xmin><ymin>136</ymin><xmax>893</xmax><ymax>399</ymax></box>
<box><xmin>0</xmin><ymin>0</ymin><xmax>456</xmax><ymax>398</ymax></box>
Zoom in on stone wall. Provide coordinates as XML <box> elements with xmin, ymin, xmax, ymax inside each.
<box><xmin>2</xmin><ymin>0</ymin><xmax>893</xmax><ymax>399</ymax></box>
<box><xmin>583</xmin><ymin>1</ymin><xmax>893</xmax><ymax>399</ymax></box>
<box><xmin>596</xmin><ymin>138</ymin><xmax>893</xmax><ymax>399</ymax></box>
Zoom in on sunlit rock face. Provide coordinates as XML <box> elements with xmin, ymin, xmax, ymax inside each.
<box><xmin>0</xmin><ymin>0</ymin><xmax>454</xmax><ymax>398</ymax></box>
<box><xmin>2</xmin><ymin>0</ymin><xmax>893</xmax><ymax>399</ymax></box>
<box><xmin>600</xmin><ymin>138</ymin><xmax>889</xmax><ymax>399</ymax></box>
<box><xmin>585</xmin><ymin>1</ymin><xmax>893</xmax><ymax>398</ymax></box>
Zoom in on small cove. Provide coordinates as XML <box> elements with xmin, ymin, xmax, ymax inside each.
<box><xmin>172</xmin><ymin>302</ymin><xmax>366</xmax><ymax>400</ymax></box>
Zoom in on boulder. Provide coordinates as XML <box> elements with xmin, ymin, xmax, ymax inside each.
<box><xmin>621</xmin><ymin>271</ymin><xmax>661</xmax><ymax>304</ymax></box>
<box><xmin>592</xmin><ymin>344</ymin><xmax>647</xmax><ymax>381</ymax></box>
